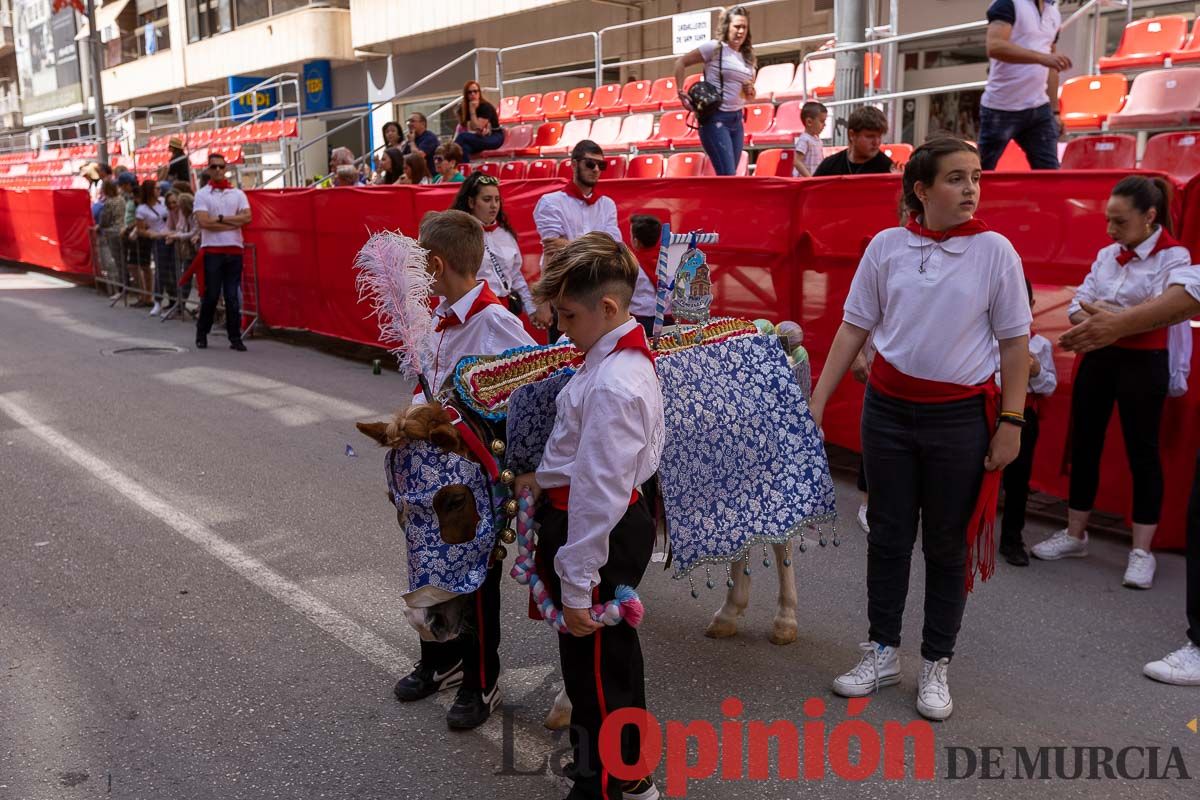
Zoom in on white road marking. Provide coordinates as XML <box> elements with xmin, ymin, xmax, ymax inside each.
<box><xmin>0</xmin><ymin>392</ymin><xmax>555</xmax><ymax>775</ymax></box>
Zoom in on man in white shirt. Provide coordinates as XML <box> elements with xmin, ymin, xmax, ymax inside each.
<box><xmin>533</xmin><ymin>140</ymin><xmax>657</xmax><ymax>335</ymax></box>
<box><xmin>979</xmin><ymin>0</ymin><xmax>1070</xmax><ymax>170</ymax></box>
<box><xmin>193</xmin><ymin>152</ymin><xmax>252</xmax><ymax>351</ymax></box>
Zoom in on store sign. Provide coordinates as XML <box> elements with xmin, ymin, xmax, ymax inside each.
<box><xmin>672</xmin><ymin>11</ymin><xmax>710</xmax><ymax>55</ymax></box>
<box><xmin>303</xmin><ymin>60</ymin><xmax>332</xmax><ymax>113</ymax></box>
<box><xmin>227</xmin><ymin>75</ymin><xmax>278</xmax><ymax>121</ymax></box>
<box><xmin>14</xmin><ymin>0</ymin><xmax>83</xmax><ymax>119</ymax></box>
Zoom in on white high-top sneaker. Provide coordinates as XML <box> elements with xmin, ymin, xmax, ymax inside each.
<box><xmin>1122</xmin><ymin>549</ymin><xmax>1156</xmax><ymax>589</ymax></box>
<box><xmin>917</xmin><ymin>658</ymin><xmax>953</xmax><ymax>721</ymax></box>
<box><xmin>1143</xmin><ymin>643</ymin><xmax>1200</xmax><ymax>686</ymax></box>
<box><xmin>856</xmin><ymin>503</ymin><xmax>870</xmax><ymax>533</ymax></box>
<box><xmin>832</xmin><ymin>642</ymin><xmax>900</xmax><ymax>697</ymax></box>
<box><xmin>1031</xmin><ymin>529</ymin><xmax>1088</xmax><ymax>560</ymax></box>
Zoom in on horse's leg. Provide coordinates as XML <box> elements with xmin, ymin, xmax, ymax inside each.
<box><xmin>544</xmin><ymin>685</ymin><xmax>572</xmax><ymax>730</ymax></box>
<box><xmin>769</xmin><ymin>541</ymin><xmax>798</xmax><ymax>645</ymax></box>
<box><xmin>705</xmin><ymin>557</ymin><xmax>752</xmax><ymax>639</ymax></box>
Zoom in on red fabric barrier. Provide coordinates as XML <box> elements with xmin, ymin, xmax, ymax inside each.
<box><xmin>12</xmin><ymin>175</ymin><xmax>1200</xmax><ymax>549</ymax></box>
<box><xmin>0</xmin><ymin>188</ymin><xmax>92</xmax><ymax>274</ymax></box>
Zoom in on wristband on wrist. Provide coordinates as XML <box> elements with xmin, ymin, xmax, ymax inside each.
<box><xmin>998</xmin><ymin>411</ymin><xmax>1026</xmax><ymax>428</ymax></box>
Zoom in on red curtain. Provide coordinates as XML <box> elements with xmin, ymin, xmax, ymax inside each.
<box><xmin>10</xmin><ymin>175</ymin><xmax>1200</xmax><ymax>548</ymax></box>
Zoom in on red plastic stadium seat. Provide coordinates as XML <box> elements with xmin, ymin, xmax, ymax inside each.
<box><xmin>881</xmin><ymin>143</ymin><xmax>913</xmax><ymax>167</ymax></box>
<box><xmin>541</xmin><ymin>119</ymin><xmax>591</xmax><ymax>157</ymax></box>
<box><xmin>627</xmin><ymin>154</ymin><xmax>664</xmax><ymax>179</ymax></box>
<box><xmin>753</xmin><ymin>149</ymin><xmax>794</xmax><ymax>177</ymax></box>
<box><xmin>476</xmin><ymin>162</ymin><xmax>502</xmax><ymax>178</ymax></box>
<box><xmin>701</xmin><ymin>150</ymin><xmax>749</xmax><ymax>176</ymax></box>
<box><xmin>995</xmin><ymin>140</ymin><xmax>1031</xmax><ymax>172</ymax></box>
<box><xmin>753</xmin><ymin>63</ymin><xmax>796</xmax><ymax>102</ymax></box>
<box><xmin>539</xmin><ymin>91</ymin><xmax>568</xmax><ymax>120</ymax></box>
<box><xmin>616</xmin><ymin>81</ymin><xmax>653</xmax><ymax>114</ymax></box>
<box><xmin>587</xmin><ymin>116</ymin><xmax>624</xmax><ymax>150</ymax></box>
<box><xmin>526</xmin><ymin>159</ymin><xmax>556</xmax><ymax>179</ymax></box>
<box><xmin>1098</xmin><ymin>15</ymin><xmax>1188</xmax><ymax>72</ymax></box>
<box><xmin>1059</xmin><ymin>134</ymin><xmax>1137</xmax><ymax>170</ymax></box>
<box><xmin>556</xmin><ymin>159</ymin><xmax>574</xmax><ymax>180</ymax></box>
<box><xmin>1107</xmin><ymin>68</ymin><xmax>1200</xmax><ymax>129</ymax></box>
<box><xmin>612</xmin><ymin>113</ymin><xmax>654</xmax><ymax>152</ymax></box>
<box><xmin>1059</xmin><ymin>74</ymin><xmax>1129</xmax><ymax>131</ymax></box>
<box><xmin>813</xmin><ymin>53</ymin><xmax>881</xmax><ymax>98</ymax></box>
<box><xmin>518</xmin><ymin>122</ymin><xmax>564</xmax><ymax>156</ymax></box>
<box><xmin>604</xmin><ymin>154</ymin><xmax>627</xmax><ymax>180</ymax></box>
<box><xmin>743</xmin><ymin>103</ymin><xmax>775</xmax><ymax>140</ymax></box>
<box><xmin>499</xmin><ymin>96</ymin><xmax>520</xmax><ymax>125</ymax></box>
<box><xmin>634</xmin><ymin>110</ymin><xmax>690</xmax><ymax>151</ymax></box>
<box><xmin>516</xmin><ymin>94</ymin><xmax>544</xmax><ymax>122</ymax></box>
<box><xmin>485</xmin><ymin>123</ymin><xmax>535</xmax><ymax>157</ymax></box>
<box><xmin>1173</xmin><ymin>20</ymin><xmax>1200</xmax><ymax>65</ymax></box>
<box><xmin>559</xmin><ymin>87</ymin><xmax>593</xmax><ymax>119</ymax></box>
<box><xmin>750</xmin><ymin>100</ymin><xmax>805</xmax><ymax>146</ymax></box>
<box><xmin>665</xmin><ymin>152</ymin><xmax>705</xmax><ymax>177</ymax></box>
<box><xmin>632</xmin><ymin>78</ymin><xmax>679</xmax><ymax>113</ymax></box>
<box><xmin>576</xmin><ymin>84</ymin><xmax>622</xmax><ymax>118</ymax></box>
<box><xmin>1140</xmin><ymin>131</ymin><xmax>1200</xmax><ymax>183</ymax></box>
<box><xmin>282</xmin><ymin>118</ymin><xmax>298</xmax><ymax>138</ymax></box>
<box><xmin>500</xmin><ymin>161</ymin><xmax>527</xmax><ymax>181</ymax></box>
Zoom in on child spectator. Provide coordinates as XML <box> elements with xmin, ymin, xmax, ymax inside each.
<box><xmin>793</xmin><ymin>101</ymin><xmax>828</xmax><ymax>177</ymax></box>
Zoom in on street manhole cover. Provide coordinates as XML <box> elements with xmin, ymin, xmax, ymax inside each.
<box><xmin>102</xmin><ymin>346</ymin><xmax>188</xmax><ymax>356</ymax></box>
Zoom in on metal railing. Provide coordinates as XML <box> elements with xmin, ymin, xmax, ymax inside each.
<box><xmin>496</xmin><ymin>32</ymin><xmax>599</xmax><ymax>95</ymax></box>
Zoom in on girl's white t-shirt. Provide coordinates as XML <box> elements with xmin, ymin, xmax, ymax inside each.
<box><xmin>135</xmin><ymin>199</ymin><xmax>169</xmax><ymax>236</ymax></box>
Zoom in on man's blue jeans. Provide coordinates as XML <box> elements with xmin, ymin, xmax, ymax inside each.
<box><xmin>977</xmin><ymin>103</ymin><xmax>1059</xmax><ymax>170</ymax></box>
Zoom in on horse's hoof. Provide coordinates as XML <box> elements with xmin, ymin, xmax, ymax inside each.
<box><xmin>705</xmin><ymin>616</ymin><xmax>739</xmax><ymax>639</ymax></box>
<box><xmin>769</xmin><ymin>620</ymin><xmax>798</xmax><ymax>646</ymax></box>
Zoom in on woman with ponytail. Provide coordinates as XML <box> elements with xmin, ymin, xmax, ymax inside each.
<box><xmin>1032</xmin><ymin>176</ymin><xmax>1193</xmax><ymax>591</ymax></box>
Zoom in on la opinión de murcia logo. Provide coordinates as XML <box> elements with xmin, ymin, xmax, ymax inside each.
<box><xmin>496</xmin><ymin>697</ymin><xmax>1193</xmax><ymax>795</ymax></box>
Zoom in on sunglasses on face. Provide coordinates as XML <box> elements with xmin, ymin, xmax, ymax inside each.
<box><xmin>578</xmin><ymin>158</ymin><xmax>606</xmax><ymax>172</ymax></box>
<box><xmin>467</xmin><ymin>89</ymin><xmax>480</xmax><ymax>95</ymax></box>
<box><xmin>209</xmin><ymin>163</ymin><xmax>226</xmax><ymax>170</ymax></box>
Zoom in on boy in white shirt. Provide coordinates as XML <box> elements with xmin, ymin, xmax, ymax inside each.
<box><xmin>793</xmin><ymin>101</ymin><xmax>828</xmax><ymax>178</ymax></box>
<box><xmin>517</xmin><ymin>233</ymin><xmax>664</xmax><ymax>800</ymax></box>
<box><xmin>393</xmin><ymin>210</ymin><xmax>534</xmax><ymax>731</ymax></box>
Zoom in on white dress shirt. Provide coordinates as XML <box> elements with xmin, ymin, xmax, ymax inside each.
<box><xmin>844</xmin><ymin>227</ymin><xmax>1032</xmax><ymax>385</ymax></box>
<box><xmin>416</xmin><ymin>281</ymin><xmax>535</xmax><ymax>400</ymax></box>
<box><xmin>536</xmin><ymin>317</ymin><xmax>665</xmax><ymax>609</ymax></box>
<box><xmin>193</xmin><ymin>185</ymin><xmax>250</xmax><ymax>248</ymax></box>
<box><xmin>1069</xmin><ymin>227</ymin><xmax>1193</xmax><ymax>317</ymax></box>
<box><xmin>532</xmin><ymin>188</ymin><xmax>656</xmax><ymax>317</ymax></box>
<box><xmin>993</xmin><ymin>333</ymin><xmax>1057</xmax><ymax>397</ymax></box>
<box><xmin>479</xmin><ymin>227</ymin><xmax>536</xmax><ymax>314</ymax></box>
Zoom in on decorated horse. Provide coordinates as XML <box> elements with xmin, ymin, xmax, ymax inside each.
<box><xmin>354</xmin><ymin>227</ymin><xmax>838</xmax><ymax>727</ymax></box>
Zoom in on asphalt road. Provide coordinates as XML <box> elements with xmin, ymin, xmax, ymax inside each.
<box><xmin>0</xmin><ymin>267</ymin><xmax>1196</xmax><ymax>799</ymax></box>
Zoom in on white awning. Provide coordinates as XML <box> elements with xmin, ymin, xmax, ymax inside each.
<box><xmin>74</xmin><ymin>0</ymin><xmax>133</xmax><ymax>42</ymax></box>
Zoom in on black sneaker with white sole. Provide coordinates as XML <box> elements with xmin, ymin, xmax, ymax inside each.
<box><xmin>392</xmin><ymin>660</ymin><xmax>463</xmax><ymax>702</ymax></box>
<box><xmin>446</xmin><ymin>685</ymin><xmax>501</xmax><ymax>730</ymax></box>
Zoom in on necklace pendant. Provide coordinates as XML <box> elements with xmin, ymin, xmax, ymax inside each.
<box><xmin>918</xmin><ymin>264</ymin><xmax>926</xmax><ymax>274</ymax></box>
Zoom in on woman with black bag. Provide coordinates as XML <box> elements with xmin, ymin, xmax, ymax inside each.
<box><xmin>673</xmin><ymin>6</ymin><xmax>757</xmax><ymax>176</ymax></box>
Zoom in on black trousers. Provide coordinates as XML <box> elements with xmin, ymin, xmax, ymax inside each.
<box><xmin>1068</xmin><ymin>346</ymin><xmax>1168</xmax><ymax>525</ymax></box>
<box><xmin>196</xmin><ymin>252</ymin><xmax>244</xmax><ymax>343</ymax></box>
<box><xmin>415</xmin><ymin>560</ymin><xmax>502</xmax><ymax>691</ymax></box>
<box><xmin>1001</xmin><ymin>408</ymin><xmax>1041</xmax><ymax>547</ymax></box>
<box><xmin>1187</xmin><ymin>453</ymin><xmax>1200</xmax><ymax>648</ymax></box>
<box><xmin>535</xmin><ymin>499</ymin><xmax>655</xmax><ymax>800</ymax></box>
<box><xmin>862</xmin><ymin>388</ymin><xmax>990</xmax><ymax>662</ymax></box>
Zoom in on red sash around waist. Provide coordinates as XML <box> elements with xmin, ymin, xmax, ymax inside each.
<box><xmin>544</xmin><ymin>485</ymin><xmax>640</xmax><ymax>512</ymax></box>
<box><xmin>868</xmin><ymin>356</ymin><xmax>1001</xmax><ymax>592</ymax></box>
<box><xmin>1113</xmin><ymin>328</ymin><xmax>1169</xmax><ymax>351</ymax></box>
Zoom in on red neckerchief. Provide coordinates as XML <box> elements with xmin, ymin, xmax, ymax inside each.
<box><xmin>482</xmin><ymin>222</ymin><xmax>500</xmax><ymax>232</ymax></box>
<box><xmin>868</xmin><ymin>355</ymin><xmax>1000</xmax><ymax>593</ymax></box>
<box><xmin>434</xmin><ymin>282</ymin><xmax>506</xmax><ymax>332</ymax></box>
<box><xmin>564</xmin><ymin>181</ymin><xmax>602</xmax><ymax>206</ymax></box>
<box><xmin>633</xmin><ymin>245</ymin><xmax>659</xmax><ymax>285</ymax></box>
<box><xmin>209</xmin><ymin>179</ymin><xmax>232</xmax><ymax>190</ymax></box>
<box><xmin>1116</xmin><ymin>227</ymin><xmax>1184</xmax><ymax>266</ymax></box>
<box><xmin>610</xmin><ymin>323</ymin><xmax>654</xmax><ymax>361</ymax></box>
<box><xmin>905</xmin><ymin>216</ymin><xmax>989</xmax><ymax>242</ymax></box>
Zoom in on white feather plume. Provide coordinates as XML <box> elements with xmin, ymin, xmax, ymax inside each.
<box><xmin>353</xmin><ymin>231</ymin><xmax>436</xmax><ymax>377</ymax></box>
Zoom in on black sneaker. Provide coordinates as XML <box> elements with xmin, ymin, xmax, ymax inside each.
<box><xmin>230</xmin><ymin>340</ymin><xmax>247</xmax><ymax>352</ymax></box>
<box><xmin>446</xmin><ymin>685</ymin><xmax>501</xmax><ymax>730</ymax></box>
<box><xmin>621</xmin><ymin>777</ymin><xmax>660</xmax><ymax>800</ymax></box>
<box><xmin>999</xmin><ymin>541</ymin><xmax>1030</xmax><ymax>567</ymax></box>
<box><xmin>195</xmin><ymin>336</ymin><xmax>207</xmax><ymax>349</ymax></box>
<box><xmin>392</xmin><ymin>660</ymin><xmax>462</xmax><ymax>702</ymax></box>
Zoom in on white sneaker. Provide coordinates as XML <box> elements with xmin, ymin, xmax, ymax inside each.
<box><xmin>149</xmin><ymin>302</ymin><xmax>161</xmax><ymax>317</ymax></box>
<box><xmin>917</xmin><ymin>658</ymin><xmax>953</xmax><ymax>721</ymax></box>
<box><xmin>1123</xmin><ymin>549</ymin><xmax>1156</xmax><ymax>589</ymax></box>
<box><xmin>1031</xmin><ymin>529</ymin><xmax>1088</xmax><ymax>560</ymax></box>
<box><xmin>832</xmin><ymin>642</ymin><xmax>900</xmax><ymax>697</ymax></box>
<box><xmin>857</xmin><ymin>503</ymin><xmax>870</xmax><ymax>533</ymax></box>
<box><xmin>1144</xmin><ymin>642</ymin><xmax>1200</xmax><ymax>686</ymax></box>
